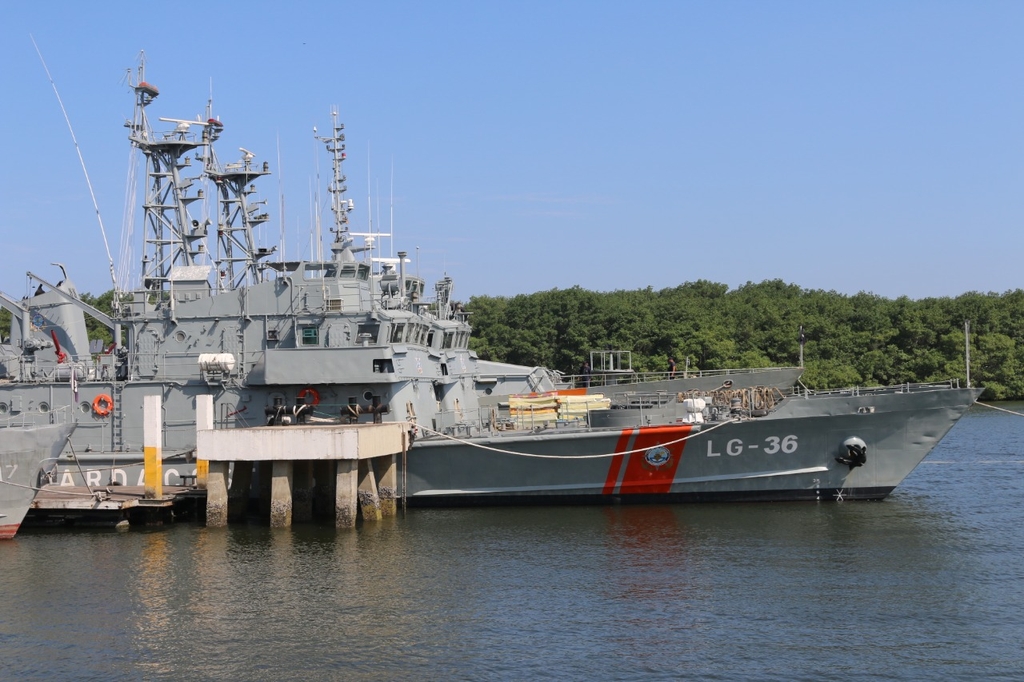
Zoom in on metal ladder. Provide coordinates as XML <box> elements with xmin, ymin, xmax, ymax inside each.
<box><xmin>111</xmin><ymin>380</ymin><xmax>124</xmax><ymax>451</ymax></box>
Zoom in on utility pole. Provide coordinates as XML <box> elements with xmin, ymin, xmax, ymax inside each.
<box><xmin>798</xmin><ymin>325</ymin><xmax>806</xmax><ymax>368</ymax></box>
<box><xmin>965</xmin><ymin>319</ymin><xmax>971</xmax><ymax>388</ymax></box>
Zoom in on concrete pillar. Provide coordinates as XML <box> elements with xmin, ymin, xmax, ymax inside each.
<box><xmin>228</xmin><ymin>461</ymin><xmax>254</xmax><ymax>523</ymax></box>
<box><xmin>313</xmin><ymin>461</ymin><xmax>335</xmax><ymax>519</ymax></box>
<box><xmin>358</xmin><ymin>459</ymin><xmax>382</xmax><ymax>522</ymax></box>
<box><xmin>292</xmin><ymin>461</ymin><xmax>313</xmax><ymax>523</ymax></box>
<box><xmin>206</xmin><ymin>461</ymin><xmax>230</xmax><ymax>527</ymax></box>
<box><xmin>335</xmin><ymin>460</ymin><xmax>358</xmax><ymax>528</ymax></box>
<box><xmin>270</xmin><ymin>461</ymin><xmax>293</xmax><ymax>528</ymax></box>
<box><xmin>195</xmin><ymin>395</ymin><xmax>213</xmax><ymax>489</ymax></box>
<box><xmin>372</xmin><ymin>454</ymin><xmax>398</xmax><ymax>517</ymax></box>
<box><xmin>143</xmin><ymin>394</ymin><xmax>163</xmax><ymax>499</ymax></box>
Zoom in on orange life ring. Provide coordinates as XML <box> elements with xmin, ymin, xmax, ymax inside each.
<box><xmin>93</xmin><ymin>394</ymin><xmax>114</xmax><ymax>417</ymax></box>
<box><xmin>297</xmin><ymin>387</ymin><xmax>321</xmax><ymax>406</ymax></box>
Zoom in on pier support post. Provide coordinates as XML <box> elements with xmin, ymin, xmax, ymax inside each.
<box><xmin>143</xmin><ymin>395</ymin><xmax>163</xmax><ymax>499</ymax></box>
<box><xmin>358</xmin><ymin>459</ymin><xmax>382</xmax><ymax>522</ymax></box>
<box><xmin>270</xmin><ymin>461</ymin><xmax>293</xmax><ymax>528</ymax></box>
<box><xmin>335</xmin><ymin>460</ymin><xmax>358</xmax><ymax>528</ymax></box>
<box><xmin>292</xmin><ymin>461</ymin><xmax>313</xmax><ymax>523</ymax></box>
<box><xmin>372</xmin><ymin>454</ymin><xmax>398</xmax><ymax>517</ymax></box>
<box><xmin>206</xmin><ymin>461</ymin><xmax>230</xmax><ymax>527</ymax></box>
<box><xmin>196</xmin><ymin>395</ymin><xmax>213</xmax><ymax>489</ymax></box>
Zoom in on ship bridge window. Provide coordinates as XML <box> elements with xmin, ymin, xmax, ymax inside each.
<box><xmin>301</xmin><ymin>326</ymin><xmax>320</xmax><ymax>346</ymax></box>
<box><xmin>357</xmin><ymin>264</ymin><xmax>370</xmax><ymax>281</ymax></box>
<box><xmin>442</xmin><ymin>331</ymin><xmax>455</xmax><ymax>349</ymax></box>
<box><xmin>303</xmin><ymin>264</ymin><xmax>338</xmax><ymax>280</ymax></box>
<box><xmin>390</xmin><ymin>323</ymin><xmax>406</xmax><ymax>344</ymax></box>
<box><xmin>339</xmin><ymin>264</ymin><xmax>357</xmax><ymax>278</ymax></box>
<box><xmin>411</xmin><ymin>324</ymin><xmax>426</xmax><ymax>346</ymax></box>
<box><xmin>426</xmin><ymin>330</ymin><xmax>435</xmax><ymax>347</ymax></box>
<box><xmin>357</xmin><ymin>323</ymin><xmax>380</xmax><ymax>344</ymax></box>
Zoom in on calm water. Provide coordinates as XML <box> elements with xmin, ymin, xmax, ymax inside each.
<box><xmin>3</xmin><ymin>404</ymin><xmax>1023</xmax><ymax>681</ymax></box>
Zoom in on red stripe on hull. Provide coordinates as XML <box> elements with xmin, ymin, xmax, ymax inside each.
<box><xmin>0</xmin><ymin>523</ymin><xmax>21</xmax><ymax>540</ymax></box>
<box><xmin>602</xmin><ymin>429</ymin><xmax>635</xmax><ymax>495</ymax></box>
<box><xmin>615</xmin><ymin>425</ymin><xmax>693</xmax><ymax>495</ymax></box>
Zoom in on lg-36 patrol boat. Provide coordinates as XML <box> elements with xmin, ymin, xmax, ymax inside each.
<box><xmin>0</xmin><ymin>64</ymin><xmax>980</xmax><ymax>503</ymax></box>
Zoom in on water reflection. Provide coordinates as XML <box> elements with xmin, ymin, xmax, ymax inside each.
<box><xmin>2</xmin><ymin>406</ymin><xmax>1023</xmax><ymax>679</ymax></box>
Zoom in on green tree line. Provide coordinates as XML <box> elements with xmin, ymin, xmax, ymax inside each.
<box><xmin>3</xmin><ymin>281</ymin><xmax>1021</xmax><ymax>399</ymax></box>
<box><xmin>466</xmin><ymin>280</ymin><xmax>1024</xmax><ymax>400</ymax></box>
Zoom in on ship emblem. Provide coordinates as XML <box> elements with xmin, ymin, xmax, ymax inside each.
<box><xmin>644</xmin><ymin>446</ymin><xmax>671</xmax><ymax>467</ymax></box>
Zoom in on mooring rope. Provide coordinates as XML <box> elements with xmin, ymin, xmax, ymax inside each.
<box><xmin>0</xmin><ymin>478</ymin><xmax>105</xmax><ymax>498</ymax></box>
<box><xmin>976</xmin><ymin>402</ymin><xmax>1024</xmax><ymax>417</ymax></box>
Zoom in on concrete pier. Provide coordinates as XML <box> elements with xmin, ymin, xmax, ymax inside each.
<box><xmin>196</xmin><ymin>396</ymin><xmax>406</xmax><ymax>529</ymax></box>
<box><xmin>206</xmin><ymin>462</ymin><xmax>230</xmax><ymax>527</ymax></box>
<box><xmin>357</xmin><ymin>460</ymin><xmax>383</xmax><ymax>522</ymax></box>
<box><xmin>144</xmin><ymin>395</ymin><xmax>163</xmax><ymax>499</ymax></box>
<box><xmin>335</xmin><ymin>460</ymin><xmax>358</xmax><ymax>528</ymax></box>
<box><xmin>196</xmin><ymin>396</ymin><xmax>213</xmax><ymax>489</ymax></box>
<box><xmin>373</xmin><ymin>452</ymin><xmax>400</xmax><ymax>516</ymax></box>
<box><xmin>270</xmin><ymin>461</ymin><xmax>293</xmax><ymax>528</ymax></box>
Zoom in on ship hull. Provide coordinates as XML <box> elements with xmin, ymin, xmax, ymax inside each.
<box><xmin>404</xmin><ymin>387</ymin><xmax>980</xmax><ymax>505</ymax></box>
<box><xmin>0</xmin><ymin>422</ymin><xmax>75</xmax><ymax>538</ymax></box>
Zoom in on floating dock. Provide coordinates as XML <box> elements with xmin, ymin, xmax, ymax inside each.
<box><xmin>27</xmin><ymin>485</ymin><xmax>200</xmax><ymax>528</ymax></box>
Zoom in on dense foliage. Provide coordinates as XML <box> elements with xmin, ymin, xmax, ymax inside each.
<box><xmin>466</xmin><ymin>280</ymin><xmax>1024</xmax><ymax>400</ymax></box>
<box><xmin>3</xmin><ymin>281</ymin><xmax>1022</xmax><ymax>399</ymax></box>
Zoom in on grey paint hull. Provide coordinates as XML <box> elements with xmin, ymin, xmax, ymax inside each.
<box><xmin>404</xmin><ymin>386</ymin><xmax>980</xmax><ymax>505</ymax></box>
<box><xmin>0</xmin><ymin>422</ymin><xmax>74</xmax><ymax>537</ymax></box>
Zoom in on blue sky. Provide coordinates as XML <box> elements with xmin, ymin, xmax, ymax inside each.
<box><xmin>3</xmin><ymin>1</ymin><xmax>1023</xmax><ymax>302</ymax></box>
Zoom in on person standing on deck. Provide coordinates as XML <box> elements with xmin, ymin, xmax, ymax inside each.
<box><xmin>581</xmin><ymin>360</ymin><xmax>592</xmax><ymax>388</ymax></box>
<box><xmin>668</xmin><ymin>357</ymin><xmax>677</xmax><ymax>379</ymax></box>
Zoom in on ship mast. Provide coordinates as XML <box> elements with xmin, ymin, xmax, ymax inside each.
<box><xmin>126</xmin><ymin>61</ymin><xmax>208</xmax><ymax>290</ymax></box>
<box><xmin>315</xmin><ymin>109</ymin><xmax>355</xmax><ymax>261</ymax></box>
<box><xmin>203</xmin><ymin>105</ymin><xmax>275</xmax><ymax>290</ymax></box>
<box><xmin>127</xmin><ymin>62</ymin><xmax>275</xmax><ymax>292</ymax></box>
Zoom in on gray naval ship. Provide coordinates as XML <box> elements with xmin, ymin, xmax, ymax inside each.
<box><xmin>0</xmin><ymin>420</ymin><xmax>75</xmax><ymax>538</ymax></box>
<box><xmin>0</xmin><ymin>64</ymin><xmax>980</xmax><ymax>504</ymax></box>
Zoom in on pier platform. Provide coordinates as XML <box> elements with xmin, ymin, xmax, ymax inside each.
<box><xmin>198</xmin><ymin>419</ymin><xmax>408</xmax><ymax>528</ymax></box>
